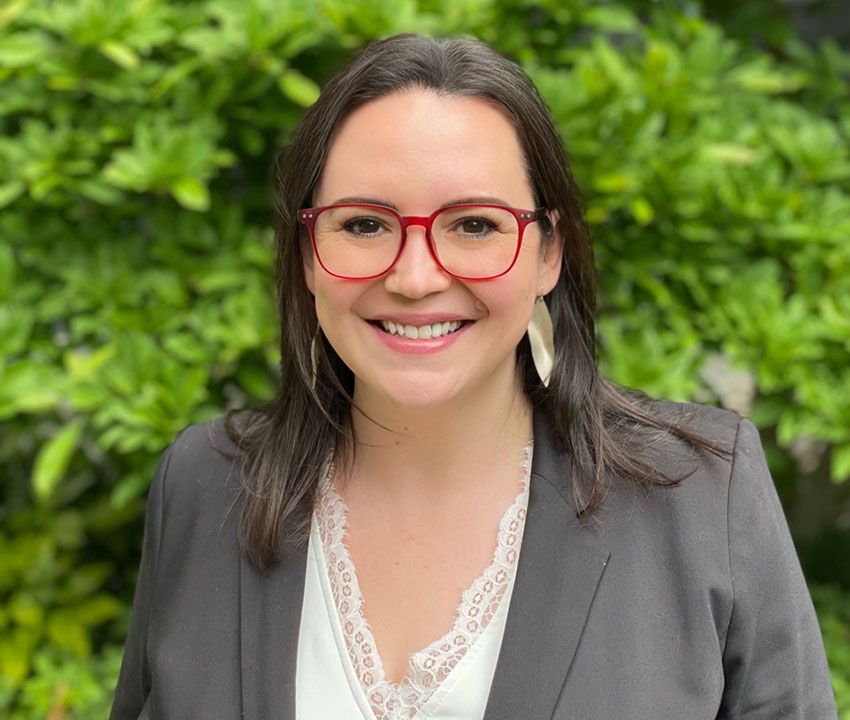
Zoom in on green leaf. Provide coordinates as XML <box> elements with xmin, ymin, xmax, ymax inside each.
<box><xmin>701</xmin><ymin>143</ymin><xmax>760</xmax><ymax>166</ymax></box>
<box><xmin>0</xmin><ymin>630</ymin><xmax>36</xmax><ymax>684</ymax></box>
<box><xmin>630</xmin><ymin>196</ymin><xmax>655</xmax><ymax>226</ymax></box>
<box><xmin>0</xmin><ymin>307</ymin><xmax>32</xmax><ymax>357</ymax></box>
<box><xmin>0</xmin><ymin>362</ymin><xmax>62</xmax><ymax>419</ymax></box>
<box><xmin>32</xmin><ymin>419</ymin><xmax>85</xmax><ymax>503</ymax></box>
<box><xmin>0</xmin><ymin>1</ymin><xmax>27</xmax><ymax>26</ymax></box>
<box><xmin>832</xmin><ymin>444</ymin><xmax>850</xmax><ymax>484</ymax></box>
<box><xmin>8</xmin><ymin>594</ymin><xmax>44</xmax><ymax>629</ymax></box>
<box><xmin>109</xmin><ymin>469</ymin><xmax>150</xmax><ymax>509</ymax></box>
<box><xmin>0</xmin><ymin>181</ymin><xmax>25</xmax><ymax>208</ymax></box>
<box><xmin>0</xmin><ymin>241</ymin><xmax>14</xmax><ymax>292</ymax></box>
<box><xmin>63</xmin><ymin>346</ymin><xmax>115</xmax><ymax>383</ymax></box>
<box><xmin>46</xmin><ymin>613</ymin><xmax>90</xmax><ymax>657</ymax></box>
<box><xmin>171</xmin><ymin>177</ymin><xmax>210</xmax><ymax>211</ymax></box>
<box><xmin>73</xmin><ymin>594</ymin><xmax>122</xmax><ymax>625</ymax></box>
<box><xmin>278</xmin><ymin>69</ymin><xmax>320</xmax><ymax>107</ymax></box>
<box><xmin>593</xmin><ymin>172</ymin><xmax>634</xmax><ymax>194</ymax></box>
<box><xmin>582</xmin><ymin>6</ymin><xmax>638</xmax><ymax>32</ymax></box>
<box><xmin>0</xmin><ymin>31</ymin><xmax>52</xmax><ymax>68</ymax></box>
<box><xmin>99</xmin><ymin>40</ymin><xmax>141</xmax><ymax>70</ymax></box>
<box><xmin>730</xmin><ymin>62</ymin><xmax>809</xmax><ymax>94</ymax></box>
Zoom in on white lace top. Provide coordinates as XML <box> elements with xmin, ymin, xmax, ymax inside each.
<box><xmin>300</xmin><ymin>439</ymin><xmax>533</xmax><ymax>719</ymax></box>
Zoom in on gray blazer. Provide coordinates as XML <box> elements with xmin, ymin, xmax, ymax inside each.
<box><xmin>109</xmin><ymin>400</ymin><xmax>837</xmax><ymax>719</ymax></box>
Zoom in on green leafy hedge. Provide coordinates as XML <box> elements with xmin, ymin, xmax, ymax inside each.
<box><xmin>1</xmin><ymin>0</ymin><xmax>848</xmax><ymax>716</ymax></box>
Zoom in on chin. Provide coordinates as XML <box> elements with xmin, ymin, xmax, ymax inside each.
<box><xmin>364</xmin><ymin>375</ymin><xmax>464</xmax><ymax>413</ymax></box>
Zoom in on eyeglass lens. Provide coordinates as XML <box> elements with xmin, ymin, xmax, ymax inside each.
<box><xmin>312</xmin><ymin>205</ymin><xmax>521</xmax><ymax>278</ymax></box>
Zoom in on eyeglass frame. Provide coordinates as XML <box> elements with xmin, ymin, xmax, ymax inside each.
<box><xmin>297</xmin><ymin>202</ymin><xmax>549</xmax><ymax>281</ymax></box>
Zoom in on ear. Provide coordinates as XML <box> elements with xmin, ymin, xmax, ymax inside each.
<box><xmin>301</xmin><ymin>232</ymin><xmax>316</xmax><ymax>296</ymax></box>
<box><xmin>538</xmin><ymin>209</ymin><xmax>564</xmax><ymax>296</ymax></box>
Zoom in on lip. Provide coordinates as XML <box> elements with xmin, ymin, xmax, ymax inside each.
<box><xmin>365</xmin><ymin>313</ymin><xmax>473</xmax><ymax>325</ymax></box>
<box><xmin>366</xmin><ymin>318</ymin><xmax>474</xmax><ymax>355</ymax></box>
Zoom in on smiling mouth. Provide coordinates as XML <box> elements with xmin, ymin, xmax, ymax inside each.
<box><xmin>366</xmin><ymin>318</ymin><xmax>475</xmax><ymax>339</ymax></box>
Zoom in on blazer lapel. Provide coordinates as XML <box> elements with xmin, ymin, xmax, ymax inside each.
<box><xmin>483</xmin><ymin>405</ymin><xmax>611</xmax><ymax>720</ymax></box>
<box><xmin>240</xmin><ymin>502</ymin><xmax>309</xmax><ymax>720</ymax></box>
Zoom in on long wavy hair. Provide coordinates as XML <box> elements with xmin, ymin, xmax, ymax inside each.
<box><xmin>216</xmin><ymin>33</ymin><xmax>730</xmax><ymax>571</ymax></box>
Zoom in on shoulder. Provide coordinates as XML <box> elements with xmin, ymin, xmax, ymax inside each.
<box><xmin>154</xmin><ymin>414</ymin><xmax>241</xmax><ymax>527</ymax></box>
<box><xmin>627</xmin><ymin>398</ymin><xmax>746</xmax><ymax>486</ymax></box>
<box><xmin>636</xmin><ymin>401</ymin><xmax>769</xmax><ymax>490</ymax></box>
<box><xmin>167</xmin><ymin>414</ymin><xmax>238</xmax><ymax>472</ymax></box>
<box><xmin>598</xmin><ymin>398</ymin><xmax>789</xmax><ymax>579</ymax></box>
<box><xmin>643</xmin><ymin>397</ymin><xmax>743</xmax><ymax>451</ymax></box>
<box><xmin>599</xmin><ymin>399</ymin><xmax>755</xmax><ymax>549</ymax></box>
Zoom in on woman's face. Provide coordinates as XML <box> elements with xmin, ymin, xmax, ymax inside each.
<box><xmin>303</xmin><ymin>89</ymin><xmax>563</xmax><ymax>412</ymax></box>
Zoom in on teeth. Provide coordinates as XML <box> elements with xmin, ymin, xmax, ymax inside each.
<box><xmin>379</xmin><ymin>320</ymin><xmax>464</xmax><ymax>339</ymax></box>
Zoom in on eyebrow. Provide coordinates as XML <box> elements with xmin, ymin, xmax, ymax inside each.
<box><xmin>327</xmin><ymin>195</ymin><xmax>513</xmax><ymax>210</ymax></box>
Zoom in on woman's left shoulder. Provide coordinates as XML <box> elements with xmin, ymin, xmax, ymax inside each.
<box><xmin>646</xmin><ymin>397</ymin><xmax>744</xmax><ymax>454</ymax></box>
<box><xmin>603</xmin><ymin>399</ymin><xmax>767</xmax><ymax>534</ymax></box>
<box><xmin>603</xmin><ymin>398</ymin><xmax>809</xmax><ymax>589</ymax></box>
<box><xmin>639</xmin><ymin>398</ymin><xmax>754</xmax><ymax>492</ymax></box>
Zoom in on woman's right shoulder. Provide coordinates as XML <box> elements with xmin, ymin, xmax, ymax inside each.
<box><xmin>153</xmin><ymin>415</ymin><xmax>242</xmax><ymax>529</ymax></box>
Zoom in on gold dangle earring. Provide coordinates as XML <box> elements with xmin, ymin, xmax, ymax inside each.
<box><xmin>310</xmin><ymin>323</ymin><xmax>321</xmax><ymax>391</ymax></box>
<box><xmin>527</xmin><ymin>295</ymin><xmax>554</xmax><ymax>387</ymax></box>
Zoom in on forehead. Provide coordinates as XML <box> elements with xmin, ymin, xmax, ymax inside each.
<box><xmin>314</xmin><ymin>90</ymin><xmax>533</xmax><ymax>209</ymax></box>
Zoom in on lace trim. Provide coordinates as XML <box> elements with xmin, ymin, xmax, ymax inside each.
<box><xmin>314</xmin><ymin>440</ymin><xmax>533</xmax><ymax>720</ymax></box>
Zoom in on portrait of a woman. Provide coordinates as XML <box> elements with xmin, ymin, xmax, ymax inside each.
<box><xmin>108</xmin><ymin>33</ymin><xmax>837</xmax><ymax>719</ymax></box>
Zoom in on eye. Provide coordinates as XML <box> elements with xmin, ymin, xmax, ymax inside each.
<box><xmin>343</xmin><ymin>216</ymin><xmax>385</xmax><ymax>235</ymax></box>
<box><xmin>457</xmin><ymin>217</ymin><xmax>496</xmax><ymax>235</ymax></box>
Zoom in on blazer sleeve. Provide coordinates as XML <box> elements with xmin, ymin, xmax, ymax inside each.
<box><xmin>718</xmin><ymin>417</ymin><xmax>837</xmax><ymax>719</ymax></box>
<box><xmin>108</xmin><ymin>436</ymin><xmax>179</xmax><ymax>720</ymax></box>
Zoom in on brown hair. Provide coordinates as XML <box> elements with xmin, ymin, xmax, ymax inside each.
<box><xmin>216</xmin><ymin>33</ymin><xmax>730</xmax><ymax>570</ymax></box>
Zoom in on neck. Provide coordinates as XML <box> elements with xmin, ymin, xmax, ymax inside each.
<box><xmin>342</xmin><ymin>358</ymin><xmax>533</xmax><ymax>505</ymax></box>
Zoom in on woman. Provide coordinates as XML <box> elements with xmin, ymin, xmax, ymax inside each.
<box><xmin>109</xmin><ymin>34</ymin><xmax>837</xmax><ymax>719</ymax></box>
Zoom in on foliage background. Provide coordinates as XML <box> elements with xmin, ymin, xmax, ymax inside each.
<box><xmin>1</xmin><ymin>0</ymin><xmax>848</xmax><ymax>716</ymax></box>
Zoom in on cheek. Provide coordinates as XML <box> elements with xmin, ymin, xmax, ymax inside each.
<box><xmin>476</xmin><ymin>280</ymin><xmax>536</xmax><ymax>332</ymax></box>
<box><xmin>314</xmin><ymin>288</ymin><xmax>341</xmax><ymax>326</ymax></box>
<box><xmin>313</xmin><ymin>281</ymin><xmax>361</xmax><ymax>333</ymax></box>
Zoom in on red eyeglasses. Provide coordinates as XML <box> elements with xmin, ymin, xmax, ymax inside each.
<box><xmin>297</xmin><ymin>203</ymin><xmax>548</xmax><ymax>280</ymax></box>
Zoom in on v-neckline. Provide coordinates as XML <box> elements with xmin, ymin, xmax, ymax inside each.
<box><xmin>312</xmin><ymin>440</ymin><xmax>533</xmax><ymax>718</ymax></box>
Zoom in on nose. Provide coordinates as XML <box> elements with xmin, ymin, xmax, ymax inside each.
<box><xmin>382</xmin><ymin>223</ymin><xmax>452</xmax><ymax>298</ymax></box>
